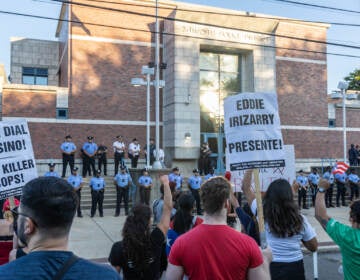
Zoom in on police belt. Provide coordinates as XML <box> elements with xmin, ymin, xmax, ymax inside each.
<box><xmin>91</xmin><ymin>189</ymin><xmax>104</xmax><ymax>193</ymax></box>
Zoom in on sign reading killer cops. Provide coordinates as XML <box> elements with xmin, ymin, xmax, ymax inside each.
<box><xmin>224</xmin><ymin>92</ymin><xmax>285</xmax><ymax>171</ymax></box>
<box><xmin>0</xmin><ymin>119</ymin><xmax>37</xmax><ymax>199</ymax></box>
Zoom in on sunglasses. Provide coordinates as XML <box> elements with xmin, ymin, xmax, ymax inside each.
<box><xmin>11</xmin><ymin>207</ymin><xmax>38</xmax><ymax>234</ymax></box>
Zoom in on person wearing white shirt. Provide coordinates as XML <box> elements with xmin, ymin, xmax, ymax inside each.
<box><xmin>113</xmin><ymin>135</ymin><xmax>126</xmax><ymax>175</ymax></box>
<box><xmin>128</xmin><ymin>138</ymin><xmax>141</xmax><ymax>168</ymax></box>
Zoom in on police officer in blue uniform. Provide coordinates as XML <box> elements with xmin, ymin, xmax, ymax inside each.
<box><xmin>188</xmin><ymin>168</ymin><xmax>203</xmax><ymax>215</ymax></box>
<box><xmin>308</xmin><ymin>168</ymin><xmax>320</xmax><ymax>207</ymax></box>
<box><xmin>296</xmin><ymin>170</ymin><xmax>309</xmax><ymax>209</ymax></box>
<box><xmin>348</xmin><ymin>168</ymin><xmax>360</xmax><ymax>202</ymax></box>
<box><xmin>168</xmin><ymin>167</ymin><xmax>183</xmax><ymax>192</ymax></box>
<box><xmin>138</xmin><ymin>169</ymin><xmax>153</xmax><ymax>205</ymax></box>
<box><xmin>82</xmin><ymin>136</ymin><xmax>98</xmax><ymax>177</ymax></box>
<box><xmin>89</xmin><ymin>169</ymin><xmax>106</xmax><ymax>217</ymax></box>
<box><xmin>44</xmin><ymin>163</ymin><xmax>60</xmax><ymax>178</ymax></box>
<box><xmin>60</xmin><ymin>135</ymin><xmax>76</xmax><ymax>178</ymax></box>
<box><xmin>335</xmin><ymin>171</ymin><xmax>348</xmax><ymax>207</ymax></box>
<box><xmin>97</xmin><ymin>143</ymin><xmax>108</xmax><ymax>176</ymax></box>
<box><xmin>322</xmin><ymin>166</ymin><xmax>335</xmax><ymax>207</ymax></box>
<box><xmin>67</xmin><ymin>167</ymin><xmax>83</xmax><ymax>217</ymax></box>
<box><xmin>114</xmin><ymin>166</ymin><xmax>132</xmax><ymax>216</ymax></box>
<box><xmin>204</xmin><ymin>167</ymin><xmax>216</xmax><ymax>181</ymax></box>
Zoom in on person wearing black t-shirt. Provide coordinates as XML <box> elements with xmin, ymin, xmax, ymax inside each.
<box><xmin>109</xmin><ymin>175</ymin><xmax>172</xmax><ymax>279</ymax></box>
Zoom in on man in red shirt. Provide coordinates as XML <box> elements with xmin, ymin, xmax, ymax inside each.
<box><xmin>166</xmin><ymin>176</ymin><xmax>272</xmax><ymax>280</ymax></box>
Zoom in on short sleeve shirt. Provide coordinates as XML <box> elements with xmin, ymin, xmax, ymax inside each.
<box><xmin>44</xmin><ymin>171</ymin><xmax>60</xmax><ymax>178</ymax></box>
<box><xmin>188</xmin><ymin>176</ymin><xmax>202</xmax><ymax>190</ymax></box>
<box><xmin>82</xmin><ymin>142</ymin><xmax>98</xmax><ymax>155</ymax></box>
<box><xmin>90</xmin><ymin>177</ymin><xmax>105</xmax><ymax>191</ymax></box>
<box><xmin>308</xmin><ymin>173</ymin><xmax>320</xmax><ymax>185</ymax></box>
<box><xmin>335</xmin><ymin>173</ymin><xmax>347</xmax><ymax>184</ymax></box>
<box><xmin>61</xmin><ymin>142</ymin><xmax>76</xmax><ymax>153</ymax></box>
<box><xmin>296</xmin><ymin>175</ymin><xmax>308</xmax><ymax>187</ymax></box>
<box><xmin>67</xmin><ymin>175</ymin><xmax>82</xmax><ymax>188</ymax></box>
<box><xmin>323</xmin><ymin>171</ymin><xmax>334</xmax><ymax>184</ymax></box>
<box><xmin>138</xmin><ymin>175</ymin><xmax>152</xmax><ymax>187</ymax></box>
<box><xmin>326</xmin><ymin>218</ymin><xmax>360</xmax><ymax>280</ymax></box>
<box><xmin>348</xmin><ymin>174</ymin><xmax>360</xmax><ymax>184</ymax></box>
<box><xmin>114</xmin><ymin>173</ymin><xmax>132</xmax><ymax>187</ymax></box>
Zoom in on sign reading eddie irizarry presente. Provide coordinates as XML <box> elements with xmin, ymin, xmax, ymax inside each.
<box><xmin>224</xmin><ymin>92</ymin><xmax>285</xmax><ymax>171</ymax></box>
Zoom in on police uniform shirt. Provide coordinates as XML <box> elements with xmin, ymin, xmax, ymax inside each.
<box><xmin>60</xmin><ymin>141</ymin><xmax>76</xmax><ymax>154</ymax></box>
<box><xmin>67</xmin><ymin>174</ymin><xmax>83</xmax><ymax>188</ymax></box>
<box><xmin>296</xmin><ymin>175</ymin><xmax>308</xmax><ymax>187</ymax></box>
<box><xmin>90</xmin><ymin>177</ymin><xmax>105</xmax><ymax>191</ymax></box>
<box><xmin>129</xmin><ymin>142</ymin><xmax>140</xmax><ymax>156</ymax></box>
<box><xmin>114</xmin><ymin>173</ymin><xmax>132</xmax><ymax>188</ymax></box>
<box><xmin>335</xmin><ymin>173</ymin><xmax>347</xmax><ymax>184</ymax></box>
<box><xmin>348</xmin><ymin>174</ymin><xmax>360</xmax><ymax>184</ymax></box>
<box><xmin>138</xmin><ymin>175</ymin><xmax>152</xmax><ymax>187</ymax></box>
<box><xmin>188</xmin><ymin>175</ymin><xmax>202</xmax><ymax>190</ymax></box>
<box><xmin>82</xmin><ymin>142</ymin><xmax>98</xmax><ymax>155</ymax></box>
<box><xmin>169</xmin><ymin>173</ymin><xmax>183</xmax><ymax>190</ymax></box>
<box><xmin>113</xmin><ymin>141</ymin><xmax>125</xmax><ymax>153</ymax></box>
<box><xmin>323</xmin><ymin>171</ymin><xmax>334</xmax><ymax>184</ymax></box>
<box><xmin>204</xmin><ymin>173</ymin><xmax>215</xmax><ymax>180</ymax></box>
<box><xmin>44</xmin><ymin>171</ymin><xmax>60</xmax><ymax>178</ymax></box>
<box><xmin>308</xmin><ymin>173</ymin><xmax>320</xmax><ymax>185</ymax></box>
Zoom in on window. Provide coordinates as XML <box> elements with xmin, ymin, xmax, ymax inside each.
<box><xmin>328</xmin><ymin>119</ymin><xmax>335</xmax><ymax>128</ymax></box>
<box><xmin>22</xmin><ymin>67</ymin><xmax>48</xmax><ymax>85</ymax></box>
<box><xmin>56</xmin><ymin>108</ymin><xmax>68</xmax><ymax>119</ymax></box>
<box><xmin>199</xmin><ymin>52</ymin><xmax>241</xmax><ymax>133</ymax></box>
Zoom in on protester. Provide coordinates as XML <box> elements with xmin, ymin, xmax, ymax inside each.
<box><xmin>315</xmin><ymin>179</ymin><xmax>360</xmax><ymax>280</ymax></box>
<box><xmin>243</xmin><ymin>170</ymin><xmax>318</xmax><ymax>280</ymax></box>
<box><xmin>108</xmin><ymin>175</ymin><xmax>172</xmax><ymax>279</ymax></box>
<box><xmin>152</xmin><ymin>181</ymin><xmax>176</xmax><ymax>225</ymax></box>
<box><xmin>166</xmin><ymin>193</ymin><xmax>203</xmax><ymax>256</ymax></box>
<box><xmin>0</xmin><ymin>176</ymin><xmax>120</xmax><ymax>279</ymax></box>
<box><xmin>166</xmin><ymin>176</ymin><xmax>272</xmax><ymax>280</ymax></box>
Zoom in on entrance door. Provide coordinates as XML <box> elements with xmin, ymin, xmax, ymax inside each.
<box><xmin>201</xmin><ymin>132</ymin><xmax>226</xmax><ymax>175</ymax></box>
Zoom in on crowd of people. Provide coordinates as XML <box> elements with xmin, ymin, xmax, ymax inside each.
<box><xmin>0</xmin><ymin>140</ymin><xmax>359</xmax><ymax>278</ymax></box>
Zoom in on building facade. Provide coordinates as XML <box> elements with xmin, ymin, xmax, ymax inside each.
<box><xmin>2</xmin><ymin>0</ymin><xmax>360</xmax><ymax>173</ymax></box>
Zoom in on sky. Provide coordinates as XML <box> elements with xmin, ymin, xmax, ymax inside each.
<box><xmin>0</xmin><ymin>0</ymin><xmax>359</xmax><ymax>92</ymax></box>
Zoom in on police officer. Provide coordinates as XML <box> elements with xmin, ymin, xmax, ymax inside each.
<box><xmin>82</xmin><ymin>136</ymin><xmax>98</xmax><ymax>177</ymax></box>
<box><xmin>308</xmin><ymin>167</ymin><xmax>320</xmax><ymax>207</ymax></box>
<box><xmin>97</xmin><ymin>143</ymin><xmax>108</xmax><ymax>176</ymax></box>
<box><xmin>67</xmin><ymin>167</ymin><xmax>83</xmax><ymax>217</ymax></box>
<box><xmin>168</xmin><ymin>167</ymin><xmax>183</xmax><ymax>191</ymax></box>
<box><xmin>138</xmin><ymin>169</ymin><xmax>152</xmax><ymax>205</ymax></box>
<box><xmin>89</xmin><ymin>169</ymin><xmax>106</xmax><ymax>217</ymax></box>
<box><xmin>296</xmin><ymin>170</ymin><xmax>309</xmax><ymax>209</ymax></box>
<box><xmin>128</xmin><ymin>138</ymin><xmax>141</xmax><ymax>168</ymax></box>
<box><xmin>348</xmin><ymin>168</ymin><xmax>360</xmax><ymax>202</ymax></box>
<box><xmin>322</xmin><ymin>166</ymin><xmax>335</xmax><ymax>207</ymax></box>
<box><xmin>114</xmin><ymin>166</ymin><xmax>132</xmax><ymax>216</ymax></box>
<box><xmin>113</xmin><ymin>135</ymin><xmax>126</xmax><ymax>176</ymax></box>
<box><xmin>188</xmin><ymin>168</ymin><xmax>203</xmax><ymax>215</ymax></box>
<box><xmin>335</xmin><ymin>170</ymin><xmax>348</xmax><ymax>207</ymax></box>
<box><xmin>144</xmin><ymin>138</ymin><xmax>156</xmax><ymax>166</ymax></box>
<box><xmin>44</xmin><ymin>163</ymin><xmax>60</xmax><ymax>178</ymax></box>
<box><xmin>60</xmin><ymin>135</ymin><xmax>76</xmax><ymax>178</ymax></box>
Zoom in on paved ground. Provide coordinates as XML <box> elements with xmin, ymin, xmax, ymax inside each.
<box><xmin>68</xmin><ymin>205</ymin><xmax>350</xmax><ymax>261</ymax></box>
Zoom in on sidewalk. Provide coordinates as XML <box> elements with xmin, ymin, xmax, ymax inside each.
<box><xmin>68</xmin><ymin>205</ymin><xmax>349</xmax><ymax>261</ymax></box>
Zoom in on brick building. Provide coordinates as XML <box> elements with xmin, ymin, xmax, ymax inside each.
<box><xmin>1</xmin><ymin>0</ymin><xmax>360</xmax><ymax>174</ymax></box>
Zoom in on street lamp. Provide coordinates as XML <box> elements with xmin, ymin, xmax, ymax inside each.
<box><xmin>331</xmin><ymin>81</ymin><xmax>357</xmax><ymax>162</ymax></box>
<box><xmin>131</xmin><ymin>65</ymin><xmax>165</xmax><ymax>168</ymax></box>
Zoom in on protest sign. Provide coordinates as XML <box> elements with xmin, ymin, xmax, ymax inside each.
<box><xmin>0</xmin><ymin>119</ymin><xmax>37</xmax><ymax>199</ymax></box>
<box><xmin>226</xmin><ymin>145</ymin><xmax>295</xmax><ymax>192</ymax></box>
<box><xmin>224</xmin><ymin>92</ymin><xmax>285</xmax><ymax>171</ymax></box>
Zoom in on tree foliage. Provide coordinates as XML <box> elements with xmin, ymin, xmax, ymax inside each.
<box><xmin>344</xmin><ymin>69</ymin><xmax>360</xmax><ymax>90</ymax></box>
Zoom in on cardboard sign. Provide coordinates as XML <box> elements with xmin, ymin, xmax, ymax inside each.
<box><xmin>224</xmin><ymin>92</ymin><xmax>285</xmax><ymax>171</ymax></box>
<box><xmin>0</xmin><ymin>119</ymin><xmax>37</xmax><ymax>199</ymax></box>
<box><xmin>226</xmin><ymin>145</ymin><xmax>295</xmax><ymax>192</ymax></box>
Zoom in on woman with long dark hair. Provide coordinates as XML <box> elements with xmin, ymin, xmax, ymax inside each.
<box><xmin>166</xmin><ymin>193</ymin><xmax>203</xmax><ymax>256</ymax></box>
<box><xmin>242</xmin><ymin>170</ymin><xmax>318</xmax><ymax>280</ymax></box>
<box><xmin>109</xmin><ymin>175</ymin><xmax>172</xmax><ymax>279</ymax></box>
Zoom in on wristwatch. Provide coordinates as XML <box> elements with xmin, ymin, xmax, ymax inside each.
<box><xmin>318</xmin><ymin>187</ymin><xmax>326</xmax><ymax>193</ymax></box>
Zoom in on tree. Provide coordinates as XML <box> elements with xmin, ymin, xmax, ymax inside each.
<box><xmin>344</xmin><ymin>69</ymin><xmax>360</xmax><ymax>90</ymax></box>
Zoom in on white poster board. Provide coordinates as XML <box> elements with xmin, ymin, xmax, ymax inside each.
<box><xmin>224</xmin><ymin>92</ymin><xmax>285</xmax><ymax>171</ymax></box>
<box><xmin>0</xmin><ymin>119</ymin><xmax>37</xmax><ymax>199</ymax></box>
<box><xmin>226</xmin><ymin>145</ymin><xmax>295</xmax><ymax>192</ymax></box>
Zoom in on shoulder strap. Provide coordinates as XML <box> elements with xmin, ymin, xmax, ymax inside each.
<box><xmin>52</xmin><ymin>254</ymin><xmax>79</xmax><ymax>280</ymax></box>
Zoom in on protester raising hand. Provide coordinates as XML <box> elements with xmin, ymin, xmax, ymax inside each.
<box><xmin>241</xmin><ymin>169</ymin><xmax>318</xmax><ymax>280</ymax></box>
